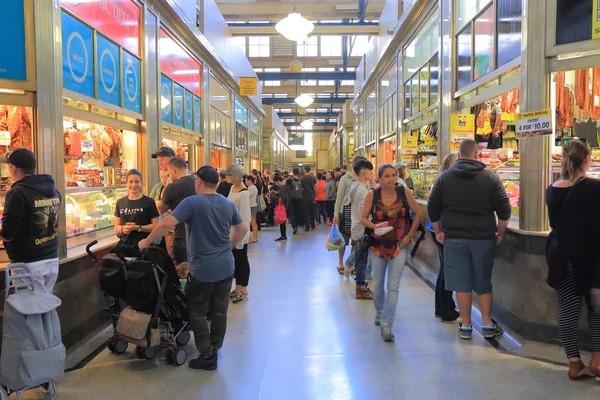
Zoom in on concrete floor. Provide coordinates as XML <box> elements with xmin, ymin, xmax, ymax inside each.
<box><xmin>21</xmin><ymin>225</ymin><xmax>600</xmax><ymax>399</ymax></box>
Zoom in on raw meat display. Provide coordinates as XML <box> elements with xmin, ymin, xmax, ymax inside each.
<box><xmin>64</xmin><ymin>127</ymin><xmax>84</xmax><ymax>158</ymax></box>
<box><xmin>0</xmin><ymin>105</ymin><xmax>33</xmax><ymax>154</ymax></box>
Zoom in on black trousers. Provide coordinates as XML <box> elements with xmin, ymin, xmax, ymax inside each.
<box><xmin>279</xmin><ymin>223</ymin><xmax>287</xmax><ymax>238</ymax></box>
<box><xmin>325</xmin><ymin>200</ymin><xmax>335</xmax><ymax>222</ymax></box>
<box><xmin>302</xmin><ymin>199</ymin><xmax>316</xmax><ymax>229</ymax></box>
<box><xmin>187</xmin><ymin>275</ymin><xmax>233</xmax><ymax>357</ymax></box>
<box><xmin>289</xmin><ymin>199</ymin><xmax>304</xmax><ymax>229</ymax></box>
<box><xmin>232</xmin><ymin>244</ymin><xmax>250</xmax><ymax>287</ymax></box>
<box><xmin>431</xmin><ymin>232</ymin><xmax>457</xmax><ymax>318</ymax></box>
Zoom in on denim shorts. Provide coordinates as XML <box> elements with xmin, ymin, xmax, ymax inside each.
<box><xmin>443</xmin><ymin>238</ymin><xmax>496</xmax><ymax>294</ymax></box>
<box><xmin>250</xmin><ymin>206</ymin><xmax>258</xmax><ymax>217</ymax></box>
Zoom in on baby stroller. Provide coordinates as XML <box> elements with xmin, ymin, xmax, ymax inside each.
<box><xmin>86</xmin><ymin>241</ymin><xmax>191</xmax><ymax>366</ymax></box>
<box><xmin>0</xmin><ymin>264</ymin><xmax>65</xmax><ymax>400</ymax></box>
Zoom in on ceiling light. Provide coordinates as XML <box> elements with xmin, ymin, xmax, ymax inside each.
<box><xmin>275</xmin><ymin>0</ymin><xmax>314</xmax><ymax>42</ymax></box>
<box><xmin>295</xmin><ymin>93</ymin><xmax>314</xmax><ymax>108</ymax></box>
<box><xmin>301</xmin><ymin>120</ymin><xmax>313</xmax><ymax>129</ymax></box>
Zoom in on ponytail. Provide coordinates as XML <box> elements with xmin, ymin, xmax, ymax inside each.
<box><xmin>561</xmin><ymin>140</ymin><xmax>590</xmax><ymax>180</ymax></box>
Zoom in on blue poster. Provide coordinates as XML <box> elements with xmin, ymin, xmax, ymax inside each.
<box><xmin>193</xmin><ymin>95</ymin><xmax>202</xmax><ymax>134</ymax></box>
<box><xmin>161</xmin><ymin>74</ymin><xmax>172</xmax><ymax>123</ymax></box>
<box><xmin>62</xmin><ymin>12</ymin><xmax>94</xmax><ymax>97</ymax></box>
<box><xmin>0</xmin><ymin>0</ymin><xmax>26</xmax><ymax>80</ymax></box>
<box><xmin>122</xmin><ymin>50</ymin><xmax>141</xmax><ymax>114</ymax></box>
<box><xmin>173</xmin><ymin>83</ymin><xmax>184</xmax><ymax>127</ymax></box>
<box><xmin>184</xmin><ymin>90</ymin><xmax>193</xmax><ymax>130</ymax></box>
<box><xmin>96</xmin><ymin>35</ymin><xmax>120</xmax><ymax>107</ymax></box>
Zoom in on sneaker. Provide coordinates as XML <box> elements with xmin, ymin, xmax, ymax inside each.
<box><xmin>304</xmin><ymin>227</ymin><xmax>311</xmax><ymax>232</ymax></box>
<box><xmin>381</xmin><ymin>326</ymin><xmax>394</xmax><ymax>342</ymax></box>
<box><xmin>482</xmin><ymin>321</ymin><xmax>504</xmax><ymax>339</ymax></box>
<box><xmin>229</xmin><ymin>291</ymin><xmax>240</xmax><ymax>299</ymax></box>
<box><xmin>355</xmin><ymin>285</ymin><xmax>374</xmax><ymax>300</ymax></box>
<box><xmin>374</xmin><ymin>311</ymin><xmax>382</xmax><ymax>326</ymax></box>
<box><xmin>275</xmin><ymin>237</ymin><xmax>287</xmax><ymax>241</ymax></box>
<box><xmin>40</xmin><ymin>382</ymin><xmax>50</xmax><ymax>394</ymax></box>
<box><xmin>441</xmin><ymin>310</ymin><xmax>461</xmax><ymax>324</ymax></box>
<box><xmin>232</xmin><ymin>293</ymin><xmax>249</xmax><ymax>304</ymax></box>
<box><xmin>293</xmin><ymin>228</ymin><xmax>298</xmax><ymax>235</ymax></box>
<box><xmin>365</xmin><ymin>273</ymin><xmax>372</xmax><ymax>281</ymax></box>
<box><xmin>458</xmin><ymin>323</ymin><xmax>473</xmax><ymax>340</ymax></box>
<box><xmin>188</xmin><ymin>354</ymin><xmax>218</xmax><ymax>370</ymax></box>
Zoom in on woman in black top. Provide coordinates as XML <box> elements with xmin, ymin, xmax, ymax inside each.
<box><xmin>545</xmin><ymin>139</ymin><xmax>600</xmax><ymax>380</ymax></box>
<box><xmin>114</xmin><ymin>169</ymin><xmax>160</xmax><ymax>253</ymax></box>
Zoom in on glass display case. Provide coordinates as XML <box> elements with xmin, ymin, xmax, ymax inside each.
<box><xmin>495</xmin><ymin>166</ymin><xmax>520</xmax><ymax>218</ymax></box>
<box><xmin>410</xmin><ymin>168</ymin><xmax>438</xmax><ymax>198</ymax></box>
<box><xmin>65</xmin><ymin>187</ymin><xmax>128</xmax><ymax>248</ymax></box>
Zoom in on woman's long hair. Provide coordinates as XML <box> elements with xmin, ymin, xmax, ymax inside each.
<box><xmin>561</xmin><ymin>140</ymin><xmax>590</xmax><ymax>180</ymax></box>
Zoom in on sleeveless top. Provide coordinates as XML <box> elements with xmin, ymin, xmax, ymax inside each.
<box><xmin>371</xmin><ymin>186</ymin><xmax>411</xmax><ymax>260</ymax></box>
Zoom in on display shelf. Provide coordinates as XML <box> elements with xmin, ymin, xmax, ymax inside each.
<box><xmin>410</xmin><ymin>168</ymin><xmax>438</xmax><ymax>199</ymax></box>
<box><xmin>495</xmin><ymin>166</ymin><xmax>520</xmax><ymax>218</ymax></box>
<box><xmin>65</xmin><ymin>187</ymin><xmax>127</xmax><ymax>240</ymax></box>
<box><xmin>66</xmin><ymin>185</ymin><xmax>126</xmax><ymax>194</ymax></box>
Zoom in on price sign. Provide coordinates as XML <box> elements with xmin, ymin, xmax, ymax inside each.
<box><xmin>516</xmin><ymin>109</ymin><xmax>552</xmax><ymax>138</ymax></box>
<box><xmin>402</xmin><ymin>135</ymin><xmax>418</xmax><ymax>149</ymax></box>
<box><xmin>239</xmin><ymin>77</ymin><xmax>258</xmax><ymax>96</ymax></box>
<box><xmin>0</xmin><ymin>131</ymin><xmax>11</xmax><ymax>146</ymax></box>
<box><xmin>450</xmin><ymin>114</ymin><xmax>475</xmax><ymax>152</ymax></box>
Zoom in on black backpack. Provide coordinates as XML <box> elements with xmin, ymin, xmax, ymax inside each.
<box><xmin>290</xmin><ymin>178</ymin><xmax>303</xmax><ymax>200</ymax></box>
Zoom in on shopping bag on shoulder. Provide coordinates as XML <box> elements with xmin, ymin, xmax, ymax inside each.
<box><xmin>274</xmin><ymin>198</ymin><xmax>288</xmax><ymax>225</ymax></box>
<box><xmin>324</xmin><ymin>223</ymin><xmax>345</xmax><ymax>251</ymax></box>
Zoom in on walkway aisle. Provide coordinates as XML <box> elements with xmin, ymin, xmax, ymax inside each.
<box><xmin>36</xmin><ymin>227</ymin><xmax>600</xmax><ymax>399</ymax></box>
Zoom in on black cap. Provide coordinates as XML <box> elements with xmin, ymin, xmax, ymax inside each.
<box><xmin>196</xmin><ymin>165</ymin><xmax>219</xmax><ymax>185</ymax></box>
<box><xmin>0</xmin><ymin>148</ymin><xmax>36</xmax><ymax>171</ymax></box>
<box><xmin>151</xmin><ymin>146</ymin><xmax>176</xmax><ymax>158</ymax></box>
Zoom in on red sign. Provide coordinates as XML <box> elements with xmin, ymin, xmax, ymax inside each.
<box><xmin>61</xmin><ymin>0</ymin><xmax>141</xmax><ymax>56</ymax></box>
<box><xmin>160</xmin><ymin>28</ymin><xmax>202</xmax><ymax>97</ymax></box>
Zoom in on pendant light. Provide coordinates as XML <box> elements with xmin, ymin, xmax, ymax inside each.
<box><xmin>294</xmin><ymin>40</ymin><xmax>314</xmax><ymax>108</ymax></box>
<box><xmin>275</xmin><ymin>0</ymin><xmax>314</xmax><ymax>42</ymax></box>
<box><xmin>300</xmin><ymin>119</ymin><xmax>313</xmax><ymax>129</ymax></box>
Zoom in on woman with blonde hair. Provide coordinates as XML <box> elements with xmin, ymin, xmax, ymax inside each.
<box><xmin>546</xmin><ymin>139</ymin><xmax>600</xmax><ymax>380</ymax></box>
<box><xmin>428</xmin><ymin>153</ymin><xmax>460</xmax><ymax>323</ymax></box>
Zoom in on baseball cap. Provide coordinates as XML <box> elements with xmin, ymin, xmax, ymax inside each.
<box><xmin>225</xmin><ymin>164</ymin><xmax>245</xmax><ymax>177</ymax></box>
<box><xmin>396</xmin><ymin>161</ymin><xmax>406</xmax><ymax>170</ymax></box>
<box><xmin>151</xmin><ymin>146</ymin><xmax>176</xmax><ymax>158</ymax></box>
<box><xmin>0</xmin><ymin>148</ymin><xmax>36</xmax><ymax>171</ymax></box>
<box><xmin>196</xmin><ymin>166</ymin><xmax>219</xmax><ymax>185</ymax></box>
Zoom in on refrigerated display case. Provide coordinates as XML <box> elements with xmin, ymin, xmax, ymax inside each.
<box><xmin>495</xmin><ymin>167</ymin><xmax>520</xmax><ymax>218</ymax></box>
<box><xmin>410</xmin><ymin>168</ymin><xmax>438</xmax><ymax>198</ymax></box>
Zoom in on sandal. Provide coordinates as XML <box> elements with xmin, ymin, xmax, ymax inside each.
<box><xmin>337</xmin><ymin>266</ymin><xmax>345</xmax><ymax>275</ymax></box>
<box><xmin>249</xmin><ymin>240</ymin><xmax>258</xmax><ymax>244</ymax></box>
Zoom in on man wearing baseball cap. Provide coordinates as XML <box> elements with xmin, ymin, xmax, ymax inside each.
<box><xmin>0</xmin><ymin>148</ymin><xmax>61</xmax><ymax>294</ymax></box>
<box><xmin>152</xmin><ymin>146</ymin><xmax>176</xmax><ymax>184</ymax></box>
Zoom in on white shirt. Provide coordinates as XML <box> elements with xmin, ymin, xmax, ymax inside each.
<box><xmin>228</xmin><ymin>189</ymin><xmax>251</xmax><ymax>248</ymax></box>
<box><xmin>248</xmin><ymin>184</ymin><xmax>258</xmax><ymax>207</ymax></box>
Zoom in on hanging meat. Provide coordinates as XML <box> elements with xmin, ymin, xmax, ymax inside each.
<box><xmin>20</xmin><ymin>107</ymin><xmax>32</xmax><ymax>150</ymax></box>
<box><xmin>592</xmin><ymin>67</ymin><xmax>600</xmax><ymax>120</ymax></box>
<box><xmin>511</xmin><ymin>88</ymin><xmax>520</xmax><ymax>113</ymax></box>
<box><xmin>492</xmin><ymin>103</ymin><xmax>502</xmax><ymax>137</ymax></box>
<box><xmin>106</xmin><ymin>127</ymin><xmax>122</xmax><ymax>167</ymax></box>
<box><xmin>7</xmin><ymin>106</ymin><xmax>24</xmax><ymax>151</ymax></box>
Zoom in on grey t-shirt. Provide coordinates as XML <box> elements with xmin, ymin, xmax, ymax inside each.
<box><xmin>161</xmin><ymin>175</ymin><xmax>196</xmax><ymax>239</ymax></box>
<box><xmin>300</xmin><ymin>174</ymin><xmax>317</xmax><ymax>201</ymax></box>
<box><xmin>171</xmin><ymin>194</ymin><xmax>243</xmax><ymax>282</ymax></box>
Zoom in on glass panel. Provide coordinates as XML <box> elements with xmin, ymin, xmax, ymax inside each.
<box><xmin>457</xmin><ymin>23</ymin><xmax>473</xmax><ymax>90</ymax></box>
<box><xmin>497</xmin><ymin>0</ymin><xmax>522</xmax><ymax>67</ymax></box>
<box><xmin>474</xmin><ymin>6</ymin><xmax>495</xmax><ymax>81</ymax></box>
<box><xmin>320</xmin><ymin>36</ymin><xmax>342</xmax><ymax>57</ymax></box>
<box><xmin>429</xmin><ymin>55</ymin><xmax>439</xmax><ymax>105</ymax></box>
<box><xmin>162</xmin><ymin>138</ymin><xmax>189</xmax><ymax>162</ymax></box>
<box><xmin>297</xmin><ymin>36</ymin><xmax>318</xmax><ymax>57</ymax></box>
<box><xmin>556</xmin><ymin>0</ymin><xmax>593</xmax><ymax>45</ymax></box>
<box><xmin>419</xmin><ymin>66</ymin><xmax>430</xmax><ymax>111</ymax></box>
<box><xmin>403</xmin><ymin>12</ymin><xmax>440</xmax><ymax>82</ymax></box>
<box><xmin>455</xmin><ymin>0</ymin><xmax>492</xmax><ymax>31</ymax></box>
<box><xmin>404</xmin><ymin>80</ymin><xmax>411</xmax><ymax>118</ymax></box>
<box><xmin>411</xmin><ymin>74</ymin><xmax>419</xmax><ymax>115</ymax></box>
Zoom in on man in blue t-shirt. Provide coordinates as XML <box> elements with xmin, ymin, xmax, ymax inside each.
<box><xmin>139</xmin><ymin>166</ymin><xmax>248</xmax><ymax>371</ymax></box>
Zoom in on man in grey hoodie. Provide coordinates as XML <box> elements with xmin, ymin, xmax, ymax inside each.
<box><xmin>333</xmin><ymin>155</ymin><xmax>368</xmax><ymax>273</ymax></box>
<box><xmin>427</xmin><ymin>139</ymin><xmax>511</xmax><ymax>341</ymax></box>
<box><xmin>348</xmin><ymin>159</ymin><xmax>375</xmax><ymax>299</ymax></box>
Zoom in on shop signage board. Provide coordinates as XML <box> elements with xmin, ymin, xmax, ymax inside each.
<box><xmin>193</xmin><ymin>95</ymin><xmax>202</xmax><ymax>133</ymax></box>
<box><xmin>0</xmin><ymin>131</ymin><xmax>11</xmax><ymax>146</ymax></box>
<box><xmin>62</xmin><ymin>11</ymin><xmax>95</xmax><ymax>98</ymax></box>
<box><xmin>516</xmin><ymin>109</ymin><xmax>552</xmax><ymax>138</ymax></box>
<box><xmin>96</xmin><ymin>34</ymin><xmax>120</xmax><ymax>107</ymax></box>
<box><xmin>122</xmin><ymin>50</ymin><xmax>141</xmax><ymax>114</ymax></box>
<box><xmin>161</xmin><ymin>74</ymin><xmax>173</xmax><ymax>123</ymax></box>
<box><xmin>173</xmin><ymin>83</ymin><xmax>184</xmax><ymax>128</ymax></box>
<box><xmin>61</xmin><ymin>0</ymin><xmax>141</xmax><ymax>56</ymax></box>
<box><xmin>0</xmin><ymin>0</ymin><xmax>26</xmax><ymax>81</ymax></box>
<box><xmin>289</xmin><ymin>132</ymin><xmax>304</xmax><ymax>146</ymax></box>
<box><xmin>159</xmin><ymin>28</ymin><xmax>202</xmax><ymax>97</ymax></box>
<box><xmin>400</xmin><ymin>134</ymin><xmax>418</xmax><ymax>159</ymax></box>
<box><xmin>239</xmin><ymin>77</ymin><xmax>258</xmax><ymax>97</ymax></box>
<box><xmin>450</xmin><ymin>113</ymin><xmax>475</xmax><ymax>152</ymax></box>
<box><xmin>184</xmin><ymin>90</ymin><xmax>194</xmax><ymax>130</ymax></box>
<box><xmin>594</xmin><ymin>0</ymin><xmax>600</xmax><ymax>39</ymax></box>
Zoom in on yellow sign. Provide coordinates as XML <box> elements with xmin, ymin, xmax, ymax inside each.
<box><xmin>594</xmin><ymin>0</ymin><xmax>600</xmax><ymax>39</ymax></box>
<box><xmin>450</xmin><ymin>142</ymin><xmax>459</xmax><ymax>152</ymax></box>
<box><xmin>401</xmin><ymin>135</ymin><xmax>418</xmax><ymax>149</ymax></box>
<box><xmin>516</xmin><ymin>108</ymin><xmax>552</xmax><ymax>138</ymax></box>
<box><xmin>450</xmin><ymin>114</ymin><xmax>475</xmax><ymax>135</ymax></box>
<box><xmin>239</xmin><ymin>77</ymin><xmax>258</xmax><ymax>96</ymax></box>
<box><xmin>501</xmin><ymin>112</ymin><xmax>515</xmax><ymax>121</ymax></box>
<box><xmin>483</xmin><ymin>120</ymin><xmax>492</xmax><ymax>134</ymax></box>
<box><xmin>424</xmin><ymin>136</ymin><xmax>436</xmax><ymax>146</ymax></box>
<box><xmin>63</xmin><ymin>97</ymin><xmax>89</xmax><ymax>111</ymax></box>
<box><xmin>419</xmin><ymin>69</ymin><xmax>429</xmax><ymax>111</ymax></box>
<box><xmin>91</xmin><ymin>106</ymin><xmax>116</xmax><ymax>118</ymax></box>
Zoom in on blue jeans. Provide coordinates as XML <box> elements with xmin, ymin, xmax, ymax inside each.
<box><xmin>370</xmin><ymin>247</ymin><xmax>409</xmax><ymax>328</ymax></box>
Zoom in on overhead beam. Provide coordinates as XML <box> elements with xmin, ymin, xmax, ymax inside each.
<box><xmin>229</xmin><ymin>23</ymin><xmax>379</xmax><ymax>36</ymax></box>
<box><xmin>278</xmin><ymin>112</ymin><xmax>339</xmax><ymax>118</ymax></box>
<box><xmin>262</xmin><ymin>97</ymin><xmax>349</xmax><ymax>105</ymax></box>
<box><xmin>284</xmin><ymin>122</ymin><xmax>337</xmax><ymax>128</ymax></box>
<box><xmin>249</xmin><ymin>59</ymin><xmax>361</xmax><ymax>69</ymax></box>
<box><xmin>216</xmin><ymin>2</ymin><xmax>385</xmax><ymax>18</ymax></box>
<box><xmin>288</xmin><ymin>128</ymin><xmax>334</xmax><ymax>133</ymax></box>
<box><xmin>262</xmin><ymin>87</ymin><xmax>354</xmax><ymax>95</ymax></box>
<box><xmin>257</xmin><ymin>72</ymin><xmax>356</xmax><ymax>80</ymax></box>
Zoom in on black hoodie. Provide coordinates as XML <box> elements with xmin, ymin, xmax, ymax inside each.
<box><xmin>1</xmin><ymin>174</ymin><xmax>61</xmax><ymax>262</ymax></box>
<box><xmin>427</xmin><ymin>159</ymin><xmax>511</xmax><ymax>240</ymax></box>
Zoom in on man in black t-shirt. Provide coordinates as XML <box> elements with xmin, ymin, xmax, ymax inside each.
<box><xmin>300</xmin><ymin>165</ymin><xmax>317</xmax><ymax>231</ymax></box>
<box><xmin>158</xmin><ymin>157</ymin><xmax>196</xmax><ymax>265</ymax></box>
<box><xmin>216</xmin><ymin>171</ymin><xmax>232</xmax><ymax>197</ymax></box>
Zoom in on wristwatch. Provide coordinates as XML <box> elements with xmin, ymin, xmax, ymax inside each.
<box><xmin>137</xmin><ymin>225</ymin><xmax>143</xmax><ymax>232</ymax></box>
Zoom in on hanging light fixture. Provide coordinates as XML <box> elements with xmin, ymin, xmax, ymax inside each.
<box><xmin>300</xmin><ymin>119</ymin><xmax>313</xmax><ymax>129</ymax></box>
<box><xmin>295</xmin><ymin>93</ymin><xmax>314</xmax><ymax>108</ymax></box>
<box><xmin>275</xmin><ymin>0</ymin><xmax>314</xmax><ymax>42</ymax></box>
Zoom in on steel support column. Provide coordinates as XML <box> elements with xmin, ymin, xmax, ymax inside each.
<box><xmin>144</xmin><ymin>8</ymin><xmax>160</xmax><ymax>188</ymax></box>
<box><xmin>438</xmin><ymin>0</ymin><xmax>453</xmax><ymax>160</ymax></box>
<box><xmin>519</xmin><ymin>0</ymin><xmax>550</xmax><ymax>231</ymax></box>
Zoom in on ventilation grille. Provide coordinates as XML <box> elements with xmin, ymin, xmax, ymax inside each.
<box><xmin>272</xmin><ymin>37</ymin><xmax>295</xmax><ymax>57</ymax></box>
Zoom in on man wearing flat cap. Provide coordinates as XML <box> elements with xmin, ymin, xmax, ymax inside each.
<box><xmin>0</xmin><ymin>148</ymin><xmax>61</xmax><ymax>293</ymax></box>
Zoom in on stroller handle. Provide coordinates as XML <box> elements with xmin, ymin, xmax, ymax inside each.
<box><xmin>5</xmin><ymin>263</ymin><xmax>35</xmax><ymax>298</ymax></box>
<box><xmin>86</xmin><ymin>240</ymin><xmax>99</xmax><ymax>263</ymax></box>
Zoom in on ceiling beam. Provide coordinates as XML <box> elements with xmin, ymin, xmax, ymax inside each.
<box><xmin>257</xmin><ymin>71</ymin><xmax>356</xmax><ymax>80</ymax></box>
<box><xmin>278</xmin><ymin>112</ymin><xmax>339</xmax><ymax>117</ymax></box>
<box><xmin>229</xmin><ymin>23</ymin><xmax>379</xmax><ymax>36</ymax></box>
<box><xmin>249</xmin><ymin>59</ymin><xmax>361</xmax><ymax>68</ymax></box>
<box><xmin>216</xmin><ymin>2</ymin><xmax>385</xmax><ymax>19</ymax></box>
<box><xmin>262</xmin><ymin>86</ymin><xmax>354</xmax><ymax>94</ymax></box>
<box><xmin>284</xmin><ymin>122</ymin><xmax>337</xmax><ymax>128</ymax></box>
<box><xmin>262</xmin><ymin>97</ymin><xmax>349</xmax><ymax>104</ymax></box>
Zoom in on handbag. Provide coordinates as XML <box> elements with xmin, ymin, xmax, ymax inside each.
<box><xmin>274</xmin><ymin>198</ymin><xmax>288</xmax><ymax>225</ymax></box>
<box><xmin>257</xmin><ymin>194</ymin><xmax>267</xmax><ymax>212</ymax></box>
<box><xmin>341</xmin><ymin>204</ymin><xmax>352</xmax><ymax>236</ymax></box>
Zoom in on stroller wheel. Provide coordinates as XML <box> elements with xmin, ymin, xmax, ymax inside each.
<box><xmin>174</xmin><ymin>348</ymin><xmax>187</xmax><ymax>366</ymax></box>
<box><xmin>114</xmin><ymin>338</ymin><xmax>128</xmax><ymax>355</ymax></box>
<box><xmin>175</xmin><ymin>331</ymin><xmax>191</xmax><ymax>346</ymax></box>
<box><xmin>135</xmin><ymin>346</ymin><xmax>144</xmax><ymax>359</ymax></box>
<box><xmin>143</xmin><ymin>346</ymin><xmax>157</xmax><ymax>360</ymax></box>
<box><xmin>107</xmin><ymin>341</ymin><xmax>115</xmax><ymax>353</ymax></box>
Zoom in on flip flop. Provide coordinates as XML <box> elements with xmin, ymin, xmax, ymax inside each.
<box><xmin>249</xmin><ymin>240</ymin><xmax>259</xmax><ymax>244</ymax></box>
<box><xmin>337</xmin><ymin>266</ymin><xmax>345</xmax><ymax>275</ymax></box>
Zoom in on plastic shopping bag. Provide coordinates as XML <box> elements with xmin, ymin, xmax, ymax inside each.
<box><xmin>274</xmin><ymin>198</ymin><xmax>288</xmax><ymax>225</ymax></box>
<box><xmin>324</xmin><ymin>223</ymin><xmax>346</xmax><ymax>251</ymax></box>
